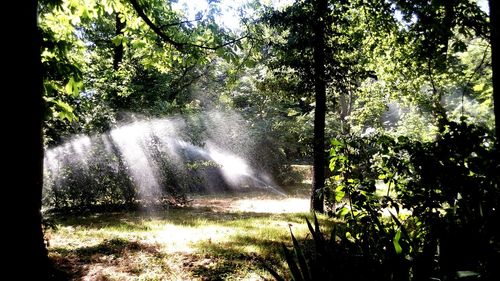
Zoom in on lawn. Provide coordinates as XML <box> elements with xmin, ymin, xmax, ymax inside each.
<box><xmin>46</xmin><ymin>185</ymin><xmax>334</xmax><ymax>280</ymax></box>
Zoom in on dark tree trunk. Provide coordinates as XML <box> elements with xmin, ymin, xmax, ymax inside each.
<box><xmin>490</xmin><ymin>0</ymin><xmax>499</xmax><ymax>140</ymax></box>
<box><xmin>7</xmin><ymin>0</ymin><xmax>48</xmax><ymax>278</ymax></box>
<box><xmin>113</xmin><ymin>12</ymin><xmax>125</xmax><ymax>71</ymax></box>
<box><xmin>310</xmin><ymin>0</ymin><xmax>328</xmax><ymax>213</ymax></box>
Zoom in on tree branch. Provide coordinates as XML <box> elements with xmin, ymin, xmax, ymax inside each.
<box><xmin>128</xmin><ymin>0</ymin><xmax>248</xmax><ymax>52</ymax></box>
<box><xmin>128</xmin><ymin>0</ymin><xmax>185</xmax><ymax>51</ymax></box>
<box><xmin>159</xmin><ymin>19</ymin><xmax>202</xmax><ymax>29</ymax></box>
<box><xmin>189</xmin><ymin>35</ymin><xmax>249</xmax><ymax>50</ymax></box>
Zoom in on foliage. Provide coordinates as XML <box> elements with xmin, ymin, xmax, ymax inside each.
<box><xmin>223</xmin><ymin>62</ymin><xmax>316</xmax><ymax>163</ymax></box>
<box><xmin>39</xmin><ymin>0</ymin><xmax>247</xmax><ymax>146</ymax></box>
<box><xmin>268</xmin><ymin>213</ymin><xmax>410</xmax><ymax>281</ymax></box>
<box><xmin>262</xmin><ymin>0</ymin><xmax>363</xmax><ymax>94</ymax></box>
<box><xmin>345</xmin><ymin>0</ymin><xmax>493</xmax><ymax>138</ymax></box>
<box><xmin>42</xmin><ymin>133</ymin><xmax>197</xmax><ymax>212</ymax></box>
<box><xmin>391</xmin><ymin>0</ymin><xmax>489</xmax><ymax>66</ymax></box>
<box><xmin>31</xmin><ymin>0</ymin><xmax>499</xmax><ymax>279</ymax></box>
<box><xmin>39</xmin><ymin>0</ymin><xmax>88</xmax><ymax>144</ymax></box>
<box><xmin>274</xmin><ymin>121</ymin><xmax>499</xmax><ymax>280</ymax></box>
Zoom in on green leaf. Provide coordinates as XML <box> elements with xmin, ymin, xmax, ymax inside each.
<box><xmin>65</xmin><ymin>77</ymin><xmax>83</xmax><ymax>96</ymax></box>
<box><xmin>131</xmin><ymin>39</ymin><xmax>146</xmax><ymax>50</ymax></box>
<box><xmin>329</xmin><ymin>160</ymin><xmax>336</xmax><ymax>172</ymax></box>
<box><xmin>111</xmin><ymin>35</ymin><xmax>123</xmax><ymax>46</ymax></box>
<box><xmin>473</xmin><ymin>83</ymin><xmax>485</xmax><ymax>92</ymax></box>
<box><xmin>306</xmin><ymin>215</ymin><xmax>325</xmax><ymax>251</ymax></box>
<box><xmin>290</xmin><ymin>228</ymin><xmax>311</xmax><ymax>281</ymax></box>
<box><xmin>282</xmin><ymin>243</ymin><xmax>304</xmax><ymax>281</ymax></box>
<box><xmin>393</xmin><ymin>229</ymin><xmax>402</xmax><ymax>254</ymax></box>
<box><xmin>331</xmin><ymin>139</ymin><xmax>342</xmax><ymax>147</ymax></box>
<box><xmin>335</xmin><ymin>189</ymin><xmax>345</xmax><ymax>202</ymax></box>
<box><xmin>287</xmin><ymin>109</ymin><xmax>299</xmax><ymax>116</ymax></box>
<box><xmin>102</xmin><ymin>0</ymin><xmax>113</xmax><ymax>15</ymax></box>
<box><xmin>45</xmin><ymin>98</ymin><xmax>77</xmax><ymax>122</ymax></box>
<box><xmin>339</xmin><ymin>206</ymin><xmax>350</xmax><ymax>217</ymax></box>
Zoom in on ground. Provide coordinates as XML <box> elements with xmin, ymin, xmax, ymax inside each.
<box><xmin>46</xmin><ymin>184</ymin><xmax>333</xmax><ymax>280</ymax></box>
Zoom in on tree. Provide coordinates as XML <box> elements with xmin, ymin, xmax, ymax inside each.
<box><xmin>310</xmin><ymin>0</ymin><xmax>328</xmax><ymax>213</ymax></box>
<box><xmin>113</xmin><ymin>11</ymin><xmax>125</xmax><ymax>71</ymax></box>
<box><xmin>390</xmin><ymin>0</ymin><xmax>490</xmax><ymax>133</ymax></box>
<box><xmin>39</xmin><ymin>0</ymin><xmax>248</xmax><ymax>145</ymax></box>
<box><xmin>490</xmin><ymin>0</ymin><xmax>499</xmax><ymax>139</ymax></box>
<box><xmin>345</xmin><ymin>0</ymin><xmax>493</xmax><ymax>140</ymax></box>
<box><xmin>7</xmin><ymin>0</ymin><xmax>48</xmax><ymax>278</ymax></box>
<box><xmin>264</xmin><ymin>0</ymin><xmax>363</xmax><ymax>212</ymax></box>
<box><xmin>10</xmin><ymin>0</ymin><xmax>245</xmax><ymax>277</ymax></box>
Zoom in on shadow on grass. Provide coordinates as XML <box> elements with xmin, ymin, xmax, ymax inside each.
<box><xmin>49</xmin><ymin>238</ymin><xmax>166</xmax><ymax>280</ymax></box>
<box><xmin>47</xmin><ymin>196</ymin><xmax>337</xmax><ymax>280</ymax></box>
<box><xmin>49</xmin><ymin>212</ymin><xmax>153</xmax><ymax>231</ymax></box>
<box><xmin>187</xmin><ymin>219</ymin><xmax>337</xmax><ymax>280</ymax></box>
<box><xmin>50</xmin><ymin>207</ymin><xmax>320</xmax><ymax>230</ymax></box>
<box><xmin>187</xmin><ymin>232</ymin><xmax>332</xmax><ymax>280</ymax></box>
<box><xmin>189</xmin><ymin>238</ymin><xmax>284</xmax><ymax>281</ymax></box>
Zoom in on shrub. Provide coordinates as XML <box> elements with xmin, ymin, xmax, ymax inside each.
<box><xmin>272</xmin><ymin>121</ymin><xmax>499</xmax><ymax>280</ymax></box>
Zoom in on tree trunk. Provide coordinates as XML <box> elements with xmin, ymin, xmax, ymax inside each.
<box><xmin>7</xmin><ymin>0</ymin><xmax>48</xmax><ymax>278</ymax></box>
<box><xmin>310</xmin><ymin>0</ymin><xmax>328</xmax><ymax>213</ymax></box>
<box><xmin>490</xmin><ymin>0</ymin><xmax>499</xmax><ymax>140</ymax></box>
<box><xmin>113</xmin><ymin>12</ymin><xmax>125</xmax><ymax>71</ymax></box>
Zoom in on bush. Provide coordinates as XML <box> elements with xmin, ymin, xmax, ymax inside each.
<box><xmin>42</xmin><ymin>133</ymin><xmax>194</xmax><ymax>212</ymax></box>
<box><xmin>268</xmin><ymin>214</ymin><xmax>410</xmax><ymax>281</ymax></box>
<box><xmin>272</xmin><ymin>121</ymin><xmax>499</xmax><ymax>280</ymax></box>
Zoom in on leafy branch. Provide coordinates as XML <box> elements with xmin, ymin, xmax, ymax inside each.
<box><xmin>128</xmin><ymin>0</ymin><xmax>248</xmax><ymax>52</ymax></box>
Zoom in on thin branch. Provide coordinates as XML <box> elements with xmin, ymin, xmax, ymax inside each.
<box><xmin>128</xmin><ymin>0</ymin><xmax>248</xmax><ymax>52</ymax></box>
<box><xmin>460</xmin><ymin>43</ymin><xmax>490</xmax><ymax>115</ymax></box>
<box><xmin>171</xmin><ymin>63</ymin><xmax>198</xmax><ymax>89</ymax></box>
<box><xmin>159</xmin><ymin>18</ymin><xmax>202</xmax><ymax>29</ymax></box>
<box><xmin>233</xmin><ymin>36</ymin><xmax>255</xmax><ymax>74</ymax></box>
<box><xmin>230</xmin><ymin>20</ymin><xmax>259</xmax><ymax>74</ymax></box>
<box><xmin>129</xmin><ymin>0</ymin><xmax>185</xmax><ymax>51</ymax></box>
<box><xmin>427</xmin><ymin>58</ymin><xmax>438</xmax><ymax>98</ymax></box>
<box><xmin>189</xmin><ymin>35</ymin><xmax>249</xmax><ymax>50</ymax></box>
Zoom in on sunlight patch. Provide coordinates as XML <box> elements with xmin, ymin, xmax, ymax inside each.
<box><xmin>234</xmin><ymin>198</ymin><xmax>309</xmax><ymax>213</ymax></box>
<box><xmin>154</xmin><ymin>224</ymin><xmax>235</xmax><ymax>253</ymax></box>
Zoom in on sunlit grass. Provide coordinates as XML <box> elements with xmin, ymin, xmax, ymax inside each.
<box><xmin>47</xmin><ymin>190</ymin><xmax>334</xmax><ymax>280</ymax></box>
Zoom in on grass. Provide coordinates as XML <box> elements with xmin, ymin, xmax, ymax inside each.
<box><xmin>46</xmin><ymin>185</ymin><xmax>335</xmax><ymax>280</ymax></box>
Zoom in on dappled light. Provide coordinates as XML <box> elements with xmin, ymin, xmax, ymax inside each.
<box><xmin>233</xmin><ymin>197</ymin><xmax>308</xmax><ymax>214</ymax></box>
<box><xmin>46</xmin><ymin>191</ymin><xmax>320</xmax><ymax>280</ymax></box>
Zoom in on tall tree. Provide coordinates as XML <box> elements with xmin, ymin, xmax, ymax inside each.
<box><xmin>391</xmin><ymin>0</ymin><xmax>490</xmax><ymax>133</ymax></box>
<box><xmin>310</xmin><ymin>0</ymin><xmax>328</xmax><ymax>212</ymax></box>
<box><xmin>264</xmin><ymin>0</ymin><xmax>361</xmax><ymax>212</ymax></box>
<box><xmin>9</xmin><ymin>0</ymin><xmax>244</xmax><ymax>277</ymax></box>
<box><xmin>7</xmin><ymin>0</ymin><xmax>48</xmax><ymax>278</ymax></box>
<box><xmin>113</xmin><ymin>12</ymin><xmax>125</xmax><ymax>71</ymax></box>
<box><xmin>490</xmin><ymin>0</ymin><xmax>499</xmax><ymax>138</ymax></box>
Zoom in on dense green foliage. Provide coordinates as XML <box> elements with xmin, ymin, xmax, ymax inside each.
<box><xmin>39</xmin><ymin>0</ymin><xmax>245</xmax><ymax>145</ymax></box>
<box><xmin>275</xmin><ymin>121</ymin><xmax>499</xmax><ymax>280</ymax></box>
<box><xmin>251</xmin><ymin>0</ymin><xmax>498</xmax><ymax>280</ymax></box>
<box><xmin>39</xmin><ymin>0</ymin><xmax>256</xmax><ymax>210</ymax></box>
